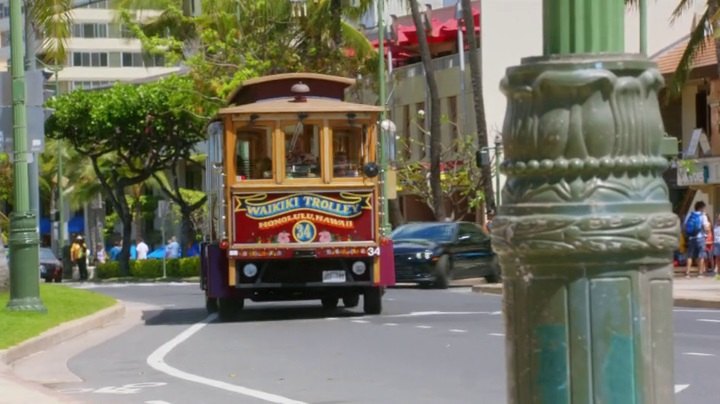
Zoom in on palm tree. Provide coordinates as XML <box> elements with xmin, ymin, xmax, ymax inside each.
<box><xmin>408</xmin><ymin>1</ymin><xmax>446</xmax><ymax>220</ymax></box>
<box><xmin>460</xmin><ymin>0</ymin><xmax>494</xmax><ymax>218</ymax></box>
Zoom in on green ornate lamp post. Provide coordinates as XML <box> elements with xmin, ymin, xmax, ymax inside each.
<box><xmin>492</xmin><ymin>1</ymin><xmax>676</xmax><ymax>402</ymax></box>
<box><xmin>6</xmin><ymin>0</ymin><xmax>45</xmax><ymax>312</ymax></box>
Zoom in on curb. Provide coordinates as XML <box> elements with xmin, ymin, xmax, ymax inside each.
<box><xmin>471</xmin><ymin>285</ymin><xmax>720</xmax><ymax>309</ymax></box>
<box><xmin>0</xmin><ymin>302</ymin><xmax>125</xmax><ymax>365</ymax></box>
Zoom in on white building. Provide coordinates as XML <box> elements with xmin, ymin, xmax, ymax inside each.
<box><xmin>0</xmin><ymin>0</ymin><xmax>180</xmax><ymax>93</ymax></box>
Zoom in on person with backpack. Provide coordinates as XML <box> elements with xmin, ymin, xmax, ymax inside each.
<box><xmin>685</xmin><ymin>201</ymin><xmax>711</xmax><ymax>277</ymax></box>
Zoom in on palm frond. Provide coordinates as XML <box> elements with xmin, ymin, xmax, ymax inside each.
<box><xmin>671</xmin><ymin>0</ymin><xmax>699</xmax><ymax>24</ymax></box>
<box><xmin>669</xmin><ymin>7</ymin><xmax>711</xmax><ymax>95</ymax></box>
<box><xmin>341</xmin><ymin>20</ymin><xmax>375</xmax><ymax>60</ymax></box>
<box><xmin>30</xmin><ymin>0</ymin><xmax>73</xmax><ymax>65</ymax></box>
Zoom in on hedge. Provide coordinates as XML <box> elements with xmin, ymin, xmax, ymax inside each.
<box><xmin>95</xmin><ymin>257</ymin><xmax>200</xmax><ymax>279</ymax></box>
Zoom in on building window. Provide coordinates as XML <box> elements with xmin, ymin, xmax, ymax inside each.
<box><xmin>71</xmin><ymin>81</ymin><xmax>112</xmax><ymax>90</ymax></box>
<box><xmin>72</xmin><ymin>23</ymin><xmax>108</xmax><ymax>38</ymax></box>
<box><xmin>0</xmin><ymin>30</ymin><xmax>9</xmax><ymax>47</ymax></box>
<box><xmin>122</xmin><ymin>52</ymin><xmax>165</xmax><ymax>67</ymax></box>
<box><xmin>83</xmin><ymin>0</ymin><xmax>109</xmax><ymax>9</ymax></box>
<box><xmin>0</xmin><ymin>5</ymin><xmax>8</xmax><ymax>19</ymax></box>
<box><xmin>72</xmin><ymin>52</ymin><xmax>108</xmax><ymax>67</ymax></box>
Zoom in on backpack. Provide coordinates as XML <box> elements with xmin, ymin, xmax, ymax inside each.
<box><xmin>685</xmin><ymin>212</ymin><xmax>702</xmax><ymax>238</ymax></box>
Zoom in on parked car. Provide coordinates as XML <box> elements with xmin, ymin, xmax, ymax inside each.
<box><xmin>39</xmin><ymin>247</ymin><xmax>63</xmax><ymax>283</ymax></box>
<box><xmin>391</xmin><ymin>221</ymin><xmax>500</xmax><ymax>288</ymax></box>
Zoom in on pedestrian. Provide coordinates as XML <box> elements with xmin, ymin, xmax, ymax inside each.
<box><xmin>71</xmin><ymin>235</ymin><xmax>88</xmax><ymax>281</ymax></box>
<box><xmin>136</xmin><ymin>238</ymin><xmax>149</xmax><ymax>260</ymax></box>
<box><xmin>713</xmin><ymin>214</ymin><xmax>720</xmax><ymax>275</ymax></box>
<box><xmin>96</xmin><ymin>243</ymin><xmax>106</xmax><ymax>265</ymax></box>
<box><xmin>109</xmin><ymin>240</ymin><xmax>121</xmax><ymax>261</ymax></box>
<box><xmin>684</xmin><ymin>201</ymin><xmax>711</xmax><ymax>277</ymax></box>
<box><xmin>166</xmin><ymin>236</ymin><xmax>180</xmax><ymax>259</ymax></box>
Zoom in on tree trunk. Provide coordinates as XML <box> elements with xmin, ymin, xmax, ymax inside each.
<box><xmin>389</xmin><ymin>198</ymin><xmax>405</xmax><ymax>228</ymax></box>
<box><xmin>116</xmin><ymin>182</ymin><xmax>134</xmax><ymax>277</ymax></box>
<box><xmin>461</xmin><ymin>0</ymin><xmax>495</xmax><ymax>215</ymax></box>
<box><xmin>180</xmin><ymin>205</ymin><xmax>195</xmax><ymax>257</ymax></box>
<box><xmin>409</xmin><ymin>1</ymin><xmax>445</xmax><ymax>220</ymax></box>
<box><xmin>330</xmin><ymin>0</ymin><xmax>343</xmax><ymax>49</ymax></box>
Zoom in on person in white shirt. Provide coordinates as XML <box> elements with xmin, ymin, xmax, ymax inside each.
<box><xmin>136</xmin><ymin>238</ymin><xmax>149</xmax><ymax>260</ymax></box>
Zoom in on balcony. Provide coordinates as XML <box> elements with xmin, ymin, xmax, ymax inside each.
<box><xmin>392</xmin><ymin>52</ymin><xmax>474</xmax><ymax>80</ymax></box>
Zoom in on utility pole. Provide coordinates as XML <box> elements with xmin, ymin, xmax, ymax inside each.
<box><xmin>6</xmin><ymin>0</ymin><xmax>45</xmax><ymax>312</ymax></box>
<box><xmin>492</xmin><ymin>1</ymin><xmax>675</xmax><ymax>402</ymax></box>
<box><xmin>377</xmin><ymin>0</ymin><xmax>390</xmax><ymax>236</ymax></box>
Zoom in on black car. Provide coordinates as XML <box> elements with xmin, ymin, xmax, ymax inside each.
<box><xmin>39</xmin><ymin>247</ymin><xmax>63</xmax><ymax>283</ymax></box>
<box><xmin>391</xmin><ymin>221</ymin><xmax>500</xmax><ymax>288</ymax></box>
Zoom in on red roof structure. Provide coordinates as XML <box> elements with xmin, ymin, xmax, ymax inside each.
<box><xmin>368</xmin><ymin>2</ymin><xmax>481</xmax><ymax>67</ymax></box>
<box><xmin>653</xmin><ymin>35</ymin><xmax>718</xmax><ymax>75</ymax></box>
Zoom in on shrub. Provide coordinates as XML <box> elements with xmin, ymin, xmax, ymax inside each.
<box><xmin>131</xmin><ymin>259</ymin><xmax>163</xmax><ymax>278</ymax></box>
<box><xmin>165</xmin><ymin>258</ymin><xmax>181</xmax><ymax>278</ymax></box>
<box><xmin>95</xmin><ymin>261</ymin><xmax>121</xmax><ymax>279</ymax></box>
<box><xmin>177</xmin><ymin>257</ymin><xmax>200</xmax><ymax>278</ymax></box>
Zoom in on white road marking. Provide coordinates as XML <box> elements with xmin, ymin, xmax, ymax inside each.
<box><xmin>383</xmin><ymin>323</ymin><xmax>398</xmax><ymax>326</ymax></box>
<box><xmin>352</xmin><ymin>320</ymin><xmax>369</xmax><ymax>324</ymax></box>
<box><xmin>697</xmin><ymin>319</ymin><xmax>720</xmax><ymax>323</ymax></box>
<box><xmin>683</xmin><ymin>352</ymin><xmax>716</xmax><ymax>357</ymax></box>
<box><xmin>146</xmin><ymin>314</ymin><xmax>306</xmax><ymax>404</ymax></box>
<box><xmin>491</xmin><ymin>311</ymin><xmax>502</xmax><ymax>315</ymax></box>
<box><xmin>325</xmin><ymin>317</ymin><xmax>339</xmax><ymax>321</ymax></box>
<box><xmin>73</xmin><ymin>282</ymin><xmax>195</xmax><ymax>289</ymax></box>
<box><xmin>416</xmin><ymin>325</ymin><xmax>432</xmax><ymax>329</ymax></box>
<box><xmin>488</xmin><ymin>333</ymin><xmax>505</xmax><ymax>337</ymax></box>
<box><xmin>449</xmin><ymin>329</ymin><xmax>468</xmax><ymax>333</ymax></box>
<box><xmin>384</xmin><ymin>311</ymin><xmax>493</xmax><ymax>318</ymax></box>
<box><xmin>675</xmin><ymin>384</ymin><xmax>690</xmax><ymax>394</ymax></box>
<box><xmin>145</xmin><ymin>401</ymin><xmax>172</xmax><ymax>404</ymax></box>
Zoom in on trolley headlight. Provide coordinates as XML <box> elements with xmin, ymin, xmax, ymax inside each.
<box><xmin>242</xmin><ymin>263</ymin><xmax>258</xmax><ymax>278</ymax></box>
<box><xmin>351</xmin><ymin>261</ymin><xmax>367</xmax><ymax>276</ymax></box>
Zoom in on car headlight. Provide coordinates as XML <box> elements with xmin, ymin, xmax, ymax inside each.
<box><xmin>415</xmin><ymin>251</ymin><xmax>433</xmax><ymax>260</ymax></box>
<box><xmin>351</xmin><ymin>261</ymin><xmax>367</xmax><ymax>275</ymax></box>
<box><xmin>242</xmin><ymin>263</ymin><xmax>258</xmax><ymax>277</ymax></box>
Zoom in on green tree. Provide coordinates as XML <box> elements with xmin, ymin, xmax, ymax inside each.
<box><xmin>121</xmin><ymin>0</ymin><xmax>376</xmax><ymax>102</ymax></box>
<box><xmin>45</xmin><ymin>76</ymin><xmax>207</xmax><ymax>275</ymax></box>
<box><xmin>151</xmin><ymin>156</ymin><xmax>207</xmax><ymax>255</ymax></box>
<box><xmin>396</xmin><ymin>126</ymin><xmax>486</xmax><ymax>221</ymax></box>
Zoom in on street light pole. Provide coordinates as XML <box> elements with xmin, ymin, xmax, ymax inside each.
<box><xmin>51</xmin><ymin>67</ymin><xmax>65</xmax><ymax>256</ymax></box>
<box><xmin>6</xmin><ymin>0</ymin><xmax>45</xmax><ymax>312</ymax></box>
<box><xmin>493</xmin><ymin>135</ymin><xmax>501</xmax><ymax>208</ymax></box>
<box><xmin>493</xmin><ymin>0</ymin><xmax>675</xmax><ymax>402</ymax></box>
<box><xmin>377</xmin><ymin>0</ymin><xmax>391</xmax><ymax>236</ymax></box>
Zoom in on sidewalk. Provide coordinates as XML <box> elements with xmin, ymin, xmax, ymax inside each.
<box><xmin>471</xmin><ymin>276</ymin><xmax>720</xmax><ymax>309</ymax></box>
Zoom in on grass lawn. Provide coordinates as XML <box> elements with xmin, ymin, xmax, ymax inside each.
<box><xmin>0</xmin><ymin>284</ymin><xmax>116</xmax><ymax>350</ymax></box>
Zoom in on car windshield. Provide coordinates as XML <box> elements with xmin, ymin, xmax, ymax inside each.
<box><xmin>391</xmin><ymin>223</ymin><xmax>455</xmax><ymax>243</ymax></box>
<box><xmin>40</xmin><ymin>248</ymin><xmax>57</xmax><ymax>261</ymax></box>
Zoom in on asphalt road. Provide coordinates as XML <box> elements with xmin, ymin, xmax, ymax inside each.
<box><xmin>32</xmin><ymin>283</ymin><xmax>720</xmax><ymax>404</ymax></box>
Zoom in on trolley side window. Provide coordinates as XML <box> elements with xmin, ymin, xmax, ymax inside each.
<box><xmin>331</xmin><ymin>124</ymin><xmax>367</xmax><ymax>178</ymax></box>
<box><xmin>284</xmin><ymin>123</ymin><xmax>322</xmax><ymax>179</ymax></box>
<box><xmin>235</xmin><ymin>126</ymin><xmax>273</xmax><ymax>180</ymax></box>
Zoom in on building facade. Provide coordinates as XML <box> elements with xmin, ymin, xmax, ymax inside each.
<box><xmin>0</xmin><ymin>0</ymin><xmax>180</xmax><ymax>93</ymax></box>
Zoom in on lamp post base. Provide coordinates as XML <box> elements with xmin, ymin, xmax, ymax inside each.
<box><xmin>6</xmin><ymin>212</ymin><xmax>46</xmax><ymax>313</ymax></box>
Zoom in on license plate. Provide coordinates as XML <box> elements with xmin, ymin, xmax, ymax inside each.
<box><xmin>322</xmin><ymin>270</ymin><xmax>346</xmax><ymax>283</ymax></box>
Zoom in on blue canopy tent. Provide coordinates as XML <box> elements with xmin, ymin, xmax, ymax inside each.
<box><xmin>39</xmin><ymin>215</ymin><xmax>85</xmax><ymax>235</ymax></box>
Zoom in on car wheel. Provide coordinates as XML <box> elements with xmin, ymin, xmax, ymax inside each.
<box><xmin>433</xmin><ymin>255</ymin><xmax>451</xmax><ymax>289</ymax></box>
<box><xmin>363</xmin><ymin>287</ymin><xmax>382</xmax><ymax>315</ymax></box>
<box><xmin>217</xmin><ymin>297</ymin><xmax>243</xmax><ymax>321</ymax></box>
<box><xmin>484</xmin><ymin>256</ymin><xmax>502</xmax><ymax>284</ymax></box>
<box><xmin>342</xmin><ymin>294</ymin><xmax>360</xmax><ymax>308</ymax></box>
<box><xmin>53</xmin><ymin>277</ymin><xmax>62</xmax><ymax>283</ymax></box>
<box><xmin>43</xmin><ymin>277</ymin><xmax>52</xmax><ymax>283</ymax></box>
<box><xmin>321</xmin><ymin>297</ymin><xmax>339</xmax><ymax>310</ymax></box>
